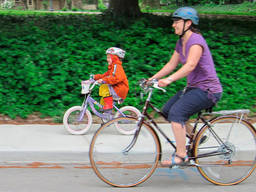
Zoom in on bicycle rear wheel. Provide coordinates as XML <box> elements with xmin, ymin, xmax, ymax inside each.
<box><xmin>194</xmin><ymin>116</ymin><xmax>256</xmax><ymax>185</ymax></box>
<box><xmin>63</xmin><ymin>106</ymin><xmax>92</xmax><ymax>135</ymax></box>
<box><xmin>89</xmin><ymin>117</ymin><xmax>161</xmax><ymax>187</ymax></box>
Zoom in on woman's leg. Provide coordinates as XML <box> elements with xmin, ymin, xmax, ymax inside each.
<box><xmin>162</xmin><ymin>90</ymin><xmax>183</xmax><ymax>119</ymax></box>
<box><xmin>162</xmin><ymin>122</ymin><xmax>188</xmax><ymax>166</ymax></box>
<box><xmin>185</xmin><ymin>121</ymin><xmax>194</xmax><ymax>137</ymax></box>
<box><xmin>162</xmin><ymin>88</ymin><xmax>215</xmax><ymax>166</ymax></box>
<box><xmin>162</xmin><ymin>91</ymin><xmax>194</xmax><ymax>137</ymax></box>
<box><xmin>171</xmin><ymin>122</ymin><xmax>187</xmax><ymax>157</ymax></box>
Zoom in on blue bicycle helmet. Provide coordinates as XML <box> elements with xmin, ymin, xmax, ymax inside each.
<box><xmin>172</xmin><ymin>7</ymin><xmax>199</xmax><ymax>25</ymax></box>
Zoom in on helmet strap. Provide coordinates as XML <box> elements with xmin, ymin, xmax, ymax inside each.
<box><xmin>179</xmin><ymin>20</ymin><xmax>191</xmax><ymax>39</ymax></box>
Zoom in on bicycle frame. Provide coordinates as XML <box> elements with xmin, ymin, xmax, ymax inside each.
<box><xmin>123</xmin><ymin>85</ymin><xmax>233</xmax><ymax>162</ymax></box>
<box><xmin>123</xmin><ymin>87</ymin><xmax>179</xmax><ymax>153</ymax></box>
<box><xmin>77</xmin><ymin>82</ymin><xmax>126</xmax><ymax>122</ymax></box>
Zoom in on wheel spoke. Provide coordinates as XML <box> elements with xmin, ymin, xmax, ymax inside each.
<box><xmin>89</xmin><ymin>117</ymin><xmax>160</xmax><ymax>187</ymax></box>
<box><xmin>194</xmin><ymin>116</ymin><xmax>256</xmax><ymax>185</ymax></box>
<box><xmin>63</xmin><ymin>106</ymin><xmax>92</xmax><ymax>134</ymax></box>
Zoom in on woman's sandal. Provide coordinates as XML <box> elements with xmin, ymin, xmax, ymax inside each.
<box><xmin>161</xmin><ymin>153</ymin><xmax>189</xmax><ymax>168</ymax></box>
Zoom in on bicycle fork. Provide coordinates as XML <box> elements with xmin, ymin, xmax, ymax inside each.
<box><xmin>122</xmin><ymin>116</ymin><xmax>145</xmax><ymax>154</ymax></box>
<box><xmin>122</xmin><ymin>90</ymin><xmax>154</xmax><ymax>154</ymax></box>
<box><xmin>78</xmin><ymin>96</ymin><xmax>89</xmax><ymax>121</ymax></box>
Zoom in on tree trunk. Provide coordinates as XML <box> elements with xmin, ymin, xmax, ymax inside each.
<box><xmin>64</xmin><ymin>0</ymin><xmax>72</xmax><ymax>9</ymax></box>
<box><xmin>183</xmin><ymin>0</ymin><xmax>188</xmax><ymax>5</ymax></box>
<box><xmin>95</xmin><ymin>0</ymin><xmax>98</xmax><ymax>9</ymax></box>
<box><xmin>108</xmin><ymin>0</ymin><xmax>142</xmax><ymax>17</ymax></box>
<box><xmin>34</xmin><ymin>0</ymin><xmax>38</xmax><ymax>10</ymax></box>
<box><xmin>22</xmin><ymin>0</ymin><xmax>28</xmax><ymax>9</ymax></box>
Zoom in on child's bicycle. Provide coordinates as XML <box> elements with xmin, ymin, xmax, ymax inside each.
<box><xmin>89</xmin><ymin>79</ymin><xmax>256</xmax><ymax>187</ymax></box>
<box><xmin>63</xmin><ymin>76</ymin><xmax>141</xmax><ymax>135</ymax></box>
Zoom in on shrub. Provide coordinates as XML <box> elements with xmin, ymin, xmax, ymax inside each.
<box><xmin>0</xmin><ymin>14</ymin><xmax>255</xmax><ymax>119</ymax></box>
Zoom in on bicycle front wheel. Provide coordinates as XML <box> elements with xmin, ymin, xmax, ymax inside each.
<box><xmin>63</xmin><ymin>106</ymin><xmax>92</xmax><ymax>135</ymax></box>
<box><xmin>89</xmin><ymin>117</ymin><xmax>161</xmax><ymax>187</ymax></box>
<box><xmin>194</xmin><ymin>116</ymin><xmax>256</xmax><ymax>185</ymax></box>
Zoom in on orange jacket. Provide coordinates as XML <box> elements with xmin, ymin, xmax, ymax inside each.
<box><xmin>94</xmin><ymin>60</ymin><xmax>129</xmax><ymax>100</ymax></box>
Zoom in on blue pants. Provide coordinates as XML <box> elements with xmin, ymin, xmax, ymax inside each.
<box><xmin>162</xmin><ymin>88</ymin><xmax>222</xmax><ymax>124</ymax></box>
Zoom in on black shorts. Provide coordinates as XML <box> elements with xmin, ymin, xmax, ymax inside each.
<box><xmin>162</xmin><ymin>88</ymin><xmax>222</xmax><ymax>124</ymax></box>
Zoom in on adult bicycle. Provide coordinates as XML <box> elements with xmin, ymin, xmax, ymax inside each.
<box><xmin>89</xmin><ymin>79</ymin><xmax>256</xmax><ymax>187</ymax></box>
<box><xmin>63</xmin><ymin>75</ymin><xmax>141</xmax><ymax>135</ymax></box>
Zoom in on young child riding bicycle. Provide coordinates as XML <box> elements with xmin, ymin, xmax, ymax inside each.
<box><xmin>94</xmin><ymin>47</ymin><xmax>129</xmax><ymax>112</ymax></box>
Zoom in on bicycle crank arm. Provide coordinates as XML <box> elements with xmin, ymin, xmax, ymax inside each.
<box><xmin>189</xmin><ymin>161</ymin><xmax>233</xmax><ymax>167</ymax></box>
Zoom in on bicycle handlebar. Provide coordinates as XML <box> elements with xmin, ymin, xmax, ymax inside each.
<box><xmin>81</xmin><ymin>74</ymin><xmax>109</xmax><ymax>93</ymax></box>
<box><xmin>139</xmin><ymin>79</ymin><xmax>166</xmax><ymax>93</ymax></box>
<box><xmin>88</xmin><ymin>74</ymin><xmax>106</xmax><ymax>85</ymax></box>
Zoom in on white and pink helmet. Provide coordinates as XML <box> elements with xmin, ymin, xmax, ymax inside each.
<box><xmin>106</xmin><ymin>47</ymin><xmax>126</xmax><ymax>59</ymax></box>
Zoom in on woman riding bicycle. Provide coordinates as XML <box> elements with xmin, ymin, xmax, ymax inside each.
<box><xmin>149</xmin><ymin>7</ymin><xmax>223</xmax><ymax>166</ymax></box>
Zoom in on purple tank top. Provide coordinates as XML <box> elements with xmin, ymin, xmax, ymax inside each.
<box><xmin>175</xmin><ymin>33</ymin><xmax>222</xmax><ymax>94</ymax></box>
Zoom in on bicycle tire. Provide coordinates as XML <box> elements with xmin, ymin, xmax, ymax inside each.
<box><xmin>114</xmin><ymin>106</ymin><xmax>141</xmax><ymax>135</ymax></box>
<box><xmin>63</xmin><ymin>106</ymin><xmax>93</xmax><ymax>135</ymax></box>
<box><xmin>89</xmin><ymin>117</ymin><xmax>161</xmax><ymax>187</ymax></box>
<box><xmin>193</xmin><ymin>116</ymin><xmax>256</xmax><ymax>185</ymax></box>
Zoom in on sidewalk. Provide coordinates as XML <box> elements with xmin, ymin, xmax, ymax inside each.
<box><xmin>0</xmin><ymin>124</ymin><xmax>93</xmax><ymax>164</ymax></box>
<box><xmin>0</xmin><ymin>123</ymin><xmax>175</xmax><ymax>164</ymax></box>
<box><xmin>0</xmin><ymin>123</ymin><xmax>255</xmax><ymax>164</ymax></box>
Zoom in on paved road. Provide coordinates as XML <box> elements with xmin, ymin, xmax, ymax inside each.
<box><xmin>0</xmin><ymin>163</ymin><xmax>255</xmax><ymax>192</ymax></box>
<box><xmin>0</xmin><ymin>123</ymin><xmax>255</xmax><ymax>191</ymax></box>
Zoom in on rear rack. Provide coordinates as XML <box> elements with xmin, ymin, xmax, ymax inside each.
<box><xmin>208</xmin><ymin>109</ymin><xmax>250</xmax><ymax>115</ymax></box>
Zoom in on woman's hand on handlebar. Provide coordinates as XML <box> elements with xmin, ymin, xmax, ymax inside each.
<box><xmin>147</xmin><ymin>77</ymin><xmax>157</xmax><ymax>85</ymax></box>
<box><xmin>158</xmin><ymin>78</ymin><xmax>172</xmax><ymax>87</ymax></box>
<box><xmin>147</xmin><ymin>77</ymin><xmax>154</xmax><ymax>81</ymax></box>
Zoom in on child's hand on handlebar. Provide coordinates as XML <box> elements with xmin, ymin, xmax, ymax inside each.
<box><xmin>97</xmin><ymin>79</ymin><xmax>104</xmax><ymax>84</ymax></box>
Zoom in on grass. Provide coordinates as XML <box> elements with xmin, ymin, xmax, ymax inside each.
<box><xmin>0</xmin><ymin>2</ymin><xmax>256</xmax><ymax>16</ymax></box>
<box><xmin>144</xmin><ymin>2</ymin><xmax>256</xmax><ymax>16</ymax></box>
<box><xmin>194</xmin><ymin>2</ymin><xmax>256</xmax><ymax>15</ymax></box>
<box><xmin>0</xmin><ymin>9</ymin><xmax>101</xmax><ymax>16</ymax></box>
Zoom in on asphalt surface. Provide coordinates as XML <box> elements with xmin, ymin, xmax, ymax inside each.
<box><xmin>0</xmin><ymin>123</ymin><xmax>255</xmax><ymax>191</ymax></box>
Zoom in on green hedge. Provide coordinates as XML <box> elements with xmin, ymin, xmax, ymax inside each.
<box><xmin>0</xmin><ymin>14</ymin><xmax>255</xmax><ymax>119</ymax></box>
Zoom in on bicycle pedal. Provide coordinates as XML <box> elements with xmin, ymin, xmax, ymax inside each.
<box><xmin>102</xmin><ymin>112</ymin><xmax>113</xmax><ymax>120</ymax></box>
<box><xmin>169</xmin><ymin>161</ymin><xmax>192</xmax><ymax>169</ymax></box>
<box><xmin>169</xmin><ymin>165</ymin><xmax>180</xmax><ymax>169</ymax></box>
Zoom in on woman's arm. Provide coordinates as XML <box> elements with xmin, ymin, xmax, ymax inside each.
<box><xmin>149</xmin><ymin>51</ymin><xmax>180</xmax><ymax>80</ymax></box>
<box><xmin>158</xmin><ymin>44</ymin><xmax>203</xmax><ymax>87</ymax></box>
